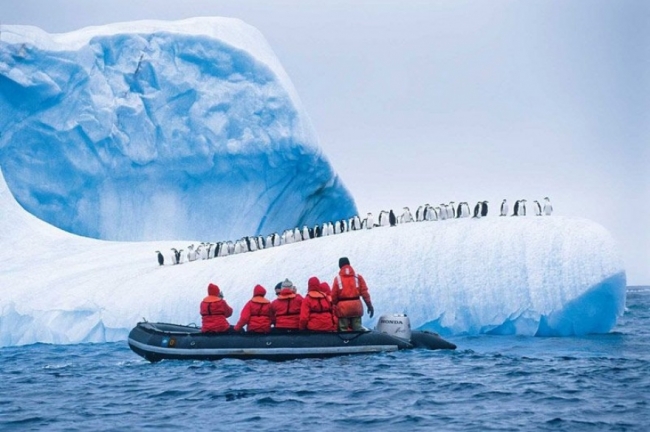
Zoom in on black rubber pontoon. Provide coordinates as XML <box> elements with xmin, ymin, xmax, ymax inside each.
<box><xmin>128</xmin><ymin>322</ymin><xmax>455</xmax><ymax>362</ymax></box>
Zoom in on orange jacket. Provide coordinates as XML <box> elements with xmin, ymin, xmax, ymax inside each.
<box><xmin>331</xmin><ymin>265</ymin><xmax>372</xmax><ymax>318</ymax></box>
<box><xmin>200</xmin><ymin>283</ymin><xmax>233</xmax><ymax>333</ymax></box>
<box><xmin>271</xmin><ymin>289</ymin><xmax>303</xmax><ymax>329</ymax></box>
<box><xmin>234</xmin><ymin>285</ymin><xmax>274</xmax><ymax>333</ymax></box>
<box><xmin>299</xmin><ymin>291</ymin><xmax>337</xmax><ymax>332</ymax></box>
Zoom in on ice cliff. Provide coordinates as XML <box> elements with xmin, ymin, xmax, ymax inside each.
<box><xmin>0</xmin><ymin>18</ymin><xmax>356</xmax><ymax>241</ymax></box>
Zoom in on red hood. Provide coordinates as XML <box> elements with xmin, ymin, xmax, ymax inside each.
<box><xmin>207</xmin><ymin>283</ymin><xmax>220</xmax><ymax>297</ymax></box>
<box><xmin>307</xmin><ymin>276</ymin><xmax>321</xmax><ymax>292</ymax></box>
<box><xmin>253</xmin><ymin>284</ymin><xmax>266</xmax><ymax>297</ymax></box>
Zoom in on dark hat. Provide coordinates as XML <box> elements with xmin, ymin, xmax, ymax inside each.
<box><xmin>338</xmin><ymin>257</ymin><xmax>350</xmax><ymax>269</ymax></box>
<box><xmin>275</xmin><ymin>282</ymin><xmax>283</xmax><ymax>292</ymax></box>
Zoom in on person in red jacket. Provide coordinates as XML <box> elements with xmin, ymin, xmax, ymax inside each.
<box><xmin>200</xmin><ymin>283</ymin><xmax>233</xmax><ymax>333</ymax></box>
<box><xmin>331</xmin><ymin>257</ymin><xmax>374</xmax><ymax>331</ymax></box>
<box><xmin>234</xmin><ymin>284</ymin><xmax>274</xmax><ymax>333</ymax></box>
<box><xmin>299</xmin><ymin>276</ymin><xmax>337</xmax><ymax>332</ymax></box>
<box><xmin>319</xmin><ymin>281</ymin><xmax>338</xmax><ymax>329</ymax></box>
<box><xmin>271</xmin><ymin>278</ymin><xmax>303</xmax><ymax>331</ymax></box>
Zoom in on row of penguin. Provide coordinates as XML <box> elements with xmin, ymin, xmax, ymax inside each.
<box><xmin>155</xmin><ymin>197</ymin><xmax>553</xmax><ymax>266</ymax></box>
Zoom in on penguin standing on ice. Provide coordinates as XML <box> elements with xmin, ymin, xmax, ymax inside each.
<box><xmin>366</xmin><ymin>212</ymin><xmax>374</xmax><ymax>229</ymax></box>
<box><xmin>171</xmin><ymin>248</ymin><xmax>180</xmax><ymax>265</ymax></box>
<box><xmin>378</xmin><ymin>211</ymin><xmax>388</xmax><ymax>227</ymax></box>
<box><xmin>473</xmin><ymin>202</ymin><xmax>482</xmax><ymax>218</ymax></box>
<box><xmin>543</xmin><ymin>197</ymin><xmax>553</xmax><ymax>215</ymax></box>
<box><xmin>500</xmin><ymin>199</ymin><xmax>508</xmax><ymax>216</ymax></box>
<box><xmin>534</xmin><ymin>200</ymin><xmax>542</xmax><ymax>216</ymax></box>
<box><xmin>448</xmin><ymin>202</ymin><xmax>456</xmax><ymax>219</ymax></box>
<box><xmin>155</xmin><ymin>251</ymin><xmax>164</xmax><ymax>266</ymax></box>
<box><xmin>481</xmin><ymin>201</ymin><xmax>488</xmax><ymax>217</ymax></box>
<box><xmin>512</xmin><ymin>200</ymin><xmax>520</xmax><ymax>216</ymax></box>
<box><xmin>389</xmin><ymin>210</ymin><xmax>397</xmax><ymax>227</ymax></box>
<box><xmin>519</xmin><ymin>199</ymin><xmax>527</xmax><ymax>216</ymax></box>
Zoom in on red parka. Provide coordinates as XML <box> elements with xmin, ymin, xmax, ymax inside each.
<box><xmin>299</xmin><ymin>277</ymin><xmax>337</xmax><ymax>332</ymax></box>
<box><xmin>331</xmin><ymin>265</ymin><xmax>372</xmax><ymax>318</ymax></box>
<box><xmin>200</xmin><ymin>283</ymin><xmax>233</xmax><ymax>333</ymax></box>
<box><xmin>234</xmin><ymin>285</ymin><xmax>274</xmax><ymax>333</ymax></box>
<box><xmin>271</xmin><ymin>288</ymin><xmax>303</xmax><ymax>330</ymax></box>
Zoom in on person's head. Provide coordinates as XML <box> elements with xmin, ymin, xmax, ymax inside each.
<box><xmin>338</xmin><ymin>257</ymin><xmax>351</xmax><ymax>269</ymax></box>
<box><xmin>320</xmin><ymin>281</ymin><xmax>331</xmax><ymax>295</ymax></box>
<box><xmin>281</xmin><ymin>278</ymin><xmax>294</xmax><ymax>290</ymax></box>
<box><xmin>274</xmin><ymin>282</ymin><xmax>283</xmax><ymax>296</ymax></box>
<box><xmin>208</xmin><ymin>283</ymin><xmax>220</xmax><ymax>297</ymax></box>
<box><xmin>308</xmin><ymin>276</ymin><xmax>321</xmax><ymax>292</ymax></box>
<box><xmin>253</xmin><ymin>284</ymin><xmax>266</xmax><ymax>297</ymax></box>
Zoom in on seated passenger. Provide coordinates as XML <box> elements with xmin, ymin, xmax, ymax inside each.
<box><xmin>234</xmin><ymin>284</ymin><xmax>274</xmax><ymax>333</ymax></box>
<box><xmin>200</xmin><ymin>283</ymin><xmax>233</xmax><ymax>333</ymax></box>
<box><xmin>271</xmin><ymin>279</ymin><xmax>303</xmax><ymax>330</ymax></box>
<box><xmin>299</xmin><ymin>276</ymin><xmax>337</xmax><ymax>332</ymax></box>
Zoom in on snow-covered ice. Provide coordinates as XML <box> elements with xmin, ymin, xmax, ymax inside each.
<box><xmin>0</xmin><ymin>18</ymin><xmax>356</xmax><ymax>241</ymax></box>
<box><xmin>0</xmin><ymin>166</ymin><xmax>626</xmax><ymax>347</ymax></box>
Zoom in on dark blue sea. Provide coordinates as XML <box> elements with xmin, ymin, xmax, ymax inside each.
<box><xmin>2</xmin><ymin>287</ymin><xmax>648</xmax><ymax>431</ymax></box>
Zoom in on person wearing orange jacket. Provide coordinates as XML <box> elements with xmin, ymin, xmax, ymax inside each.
<box><xmin>200</xmin><ymin>283</ymin><xmax>233</xmax><ymax>333</ymax></box>
<box><xmin>299</xmin><ymin>276</ymin><xmax>337</xmax><ymax>332</ymax></box>
<box><xmin>234</xmin><ymin>284</ymin><xmax>274</xmax><ymax>333</ymax></box>
<box><xmin>319</xmin><ymin>281</ymin><xmax>338</xmax><ymax>329</ymax></box>
<box><xmin>331</xmin><ymin>257</ymin><xmax>374</xmax><ymax>331</ymax></box>
<box><xmin>271</xmin><ymin>278</ymin><xmax>303</xmax><ymax>330</ymax></box>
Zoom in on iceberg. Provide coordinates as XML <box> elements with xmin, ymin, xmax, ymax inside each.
<box><xmin>0</xmin><ymin>18</ymin><xmax>356</xmax><ymax>241</ymax></box>
<box><xmin>0</xmin><ymin>166</ymin><xmax>626</xmax><ymax>347</ymax></box>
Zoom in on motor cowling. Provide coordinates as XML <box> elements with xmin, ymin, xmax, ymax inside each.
<box><xmin>375</xmin><ymin>313</ymin><xmax>411</xmax><ymax>341</ymax></box>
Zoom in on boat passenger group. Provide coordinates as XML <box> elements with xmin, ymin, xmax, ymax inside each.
<box><xmin>200</xmin><ymin>257</ymin><xmax>374</xmax><ymax>333</ymax></box>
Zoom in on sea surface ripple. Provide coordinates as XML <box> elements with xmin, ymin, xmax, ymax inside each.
<box><xmin>1</xmin><ymin>288</ymin><xmax>649</xmax><ymax>431</ymax></box>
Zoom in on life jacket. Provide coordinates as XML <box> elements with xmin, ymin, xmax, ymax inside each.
<box><xmin>300</xmin><ymin>291</ymin><xmax>337</xmax><ymax>332</ymax></box>
<box><xmin>246</xmin><ymin>296</ymin><xmax>273</xmax><ymax>333</ymax></box>
<box><xmin>272</xmin><ymin>289</ymin><xmax>302</xmax><ymax>329</ymax></box>
<box><xmin>333</xmin><ymin>265</ymin><xmax>372</xmax><ymax>318</ymax></box>
<box><xmin>200</xmin><ymin>296</ymin><xmax>232</xmax><ymax>333</ymax></box>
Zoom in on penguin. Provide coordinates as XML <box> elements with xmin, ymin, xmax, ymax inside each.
<box><xmin>438</xmin><ymin>205</ymin><xmax>447</xmax><ymax>221</ymax></box>
<box><xmin>457</xmin><ymin>202</ymin><xmax>470</xmax><ymax>218</ymax></box>
<box><xmin>423</xmin><ymin>204</ymin><xmax>430</xmax><ymax>221</ymax></box>
<box><xmin>302</xmin><ymin>226</ymin><xmax>310</xmax><ymax>240</ymax></box>
<box><xmin>353</xmin><ymin>215</ymin><xmax>362</xmax><ymax>230</ymax></box>
<box><xmin>378</xmin><ymin>210</ymin><xmax>388</xmax><ymax>227</ymax></box>
<box><xmin>520</xmin><ymin>199</ymin><xmax>527</xmax><ymax>216</ymax></box>
<box><xmin>155</xmin><ymin>251</ymin><xmax>164</xmax><ymax>266</ymax></box>
<box><xmin>187</xmin><ymin>245</ymin><xmax>198</xmax><ymax>262</ymax></box>
<box><xmin>214</xmin><ymin>243</ymin><xmax>222</xmax><ymax>258</ymax></box>
<box><xmin>308</xmin><ymin>227</ymin><xmax>315</xmax><ymax>239</ymax></box>
<box><xmin>448</xmin><ymin>202</ymin><xmax>456</xmax><ymax>219</ymax></box>
<box><xmin>481</xmin><ymin>201</ymin><xmax>488</xmax><ymax>217</ymax></box>
<box><xmin>366</xmin><ymin>212</ymin><xmax>374</xmax><ymax>229</ymax></box>
<box><xmin>500</xmin><ymin>199</ymin><xmax>508</xmax><ymax>217</ymax></box>
<box><xmin>314</xmin><ymin>225</ymin><xmax>322</xmax><ymax>237</ymax></box>
<box><xmin>512</xmin><ymin>200</ymin><xmax>520</xmax><ymax>216</ymax></box>
<box><xmin>473</xmin><ymin>202</ymin><xmax>482</xmax><ymax>218</ymax></box>
<box><xmin>389</xmin><ymin>209</ymin><xmax>397</xmax><ymax>227</ymax></box>
<box><xmin>171</xmin><ymin>248</ymin><xmax>180</xmax><ymax>265</ymax></box>
<box><xmin>534</xmin><ymin>200</ymin><xmax>542</xmax><ymax>216</ymax></box>
<box><xmin>416</xmin><ymin>206</ymin><xmax>424</xmax><ymax>222</ymax></box>
<box><xmin>401</xmin><ymin>207</ymin><xmax>413</xmax><ymax>223</ymax></box>
<box><xmin>432</xmin><ymin>207</ymin><xmax>440</xmax><ymax>221</ymax></box>
<box><xmin>543</xmin><ymin>197</ymin><xmax>553</xmax><ymax>216</ymax></box>
<box><xmin>293</xmin><ymin>227</ymin><xmax>302</xmax><ymax>242</ymax></box>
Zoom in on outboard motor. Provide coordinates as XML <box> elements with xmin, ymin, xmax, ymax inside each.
<box><xmin>375</xmin><ymin>313</ymin><xmax>412</xmax><ymax>341</ymax></box>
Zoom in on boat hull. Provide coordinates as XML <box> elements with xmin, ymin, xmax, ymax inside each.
<box><xmin>128</xmin><ymin>322</ymin><xmax>455</xmax><ymax>362</ymax></box>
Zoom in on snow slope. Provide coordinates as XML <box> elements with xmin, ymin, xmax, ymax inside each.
<box><xmin>0</xmin><ymin>18</ymin><xmax>356</xmax><ymax>241</ymax></box>
<box><xmin>0</xmin><ymin>167</ymin><xmax>626</xmax><ymax>347</ymax></box>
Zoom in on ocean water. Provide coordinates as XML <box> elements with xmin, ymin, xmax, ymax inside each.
<box><xmin>2</xmin><ymin>287</ymin><xmax>648</xmax><ymax>431</ymax></box>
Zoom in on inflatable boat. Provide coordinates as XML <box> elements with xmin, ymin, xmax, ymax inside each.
<box><xmin>128</xmin><ymin>314</ymin><xmax>456</xmax><ymax>362</ymax></box>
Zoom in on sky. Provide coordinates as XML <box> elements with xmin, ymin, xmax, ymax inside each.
<box><xmin>2</xmin><ymin>0</ymin><xmax>648</xmax><ymax>284</ymax></box>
